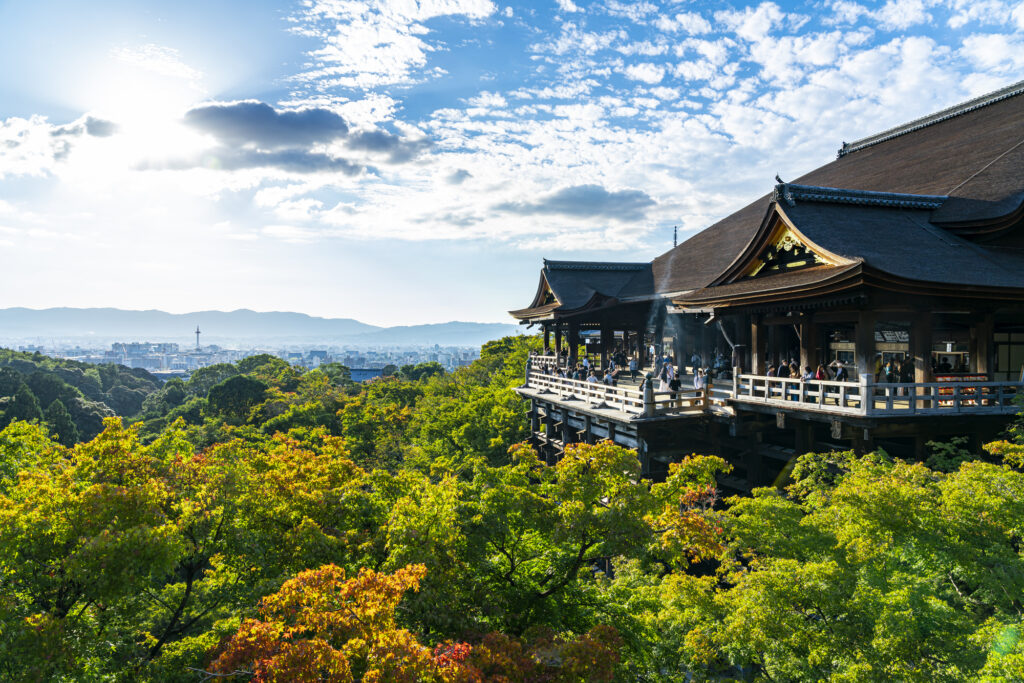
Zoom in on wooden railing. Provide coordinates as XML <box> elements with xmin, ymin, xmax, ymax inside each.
<box><xmin>524</xmin><ymin>361</ymin><xmax>724</xmax><ymax>418</ymax></box>
<box><xmin>732</xmin><ymin>372</ymin><xmax>1023</xmax><ymax>417</ymax></box>
<box><xmin>531</xmin><ymin>353</ymin><xmax>567</xmax><ymax>369</ymax></box>
<box><xmin>868</xmin><ymin>380</ymin><xmax>1021</xmax><ymax>415</ymax></box>
<box><xmin>733</xmin><ymin>374</ymin><xmax>867</xmax><ymax>415</ymax></box>
<box><xmin>527</xmin><ymin>372</ymin><xmax>646</xmax><ymax>414</ymax></box>
<box><xmin>526</xmin><ymin>361</ymin><xmax>1023</xmax><ymax>420</ymax></box>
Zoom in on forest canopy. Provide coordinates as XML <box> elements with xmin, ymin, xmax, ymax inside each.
<box><xmin>0</xmin><ymin>336</ymin><xmax>1022</xmax><ymax>681</ymax></box>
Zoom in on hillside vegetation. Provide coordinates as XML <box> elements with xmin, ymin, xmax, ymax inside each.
<box><xmin>0</xmin><ymin>337</ymin><xmax>1022</xmax><ymax>681</ymax></box>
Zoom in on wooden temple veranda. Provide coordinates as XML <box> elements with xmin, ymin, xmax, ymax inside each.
<box><xmin>510</xmin><ymin>80</ymin><xmax>1024</xmax><ymax>492</ymax></box>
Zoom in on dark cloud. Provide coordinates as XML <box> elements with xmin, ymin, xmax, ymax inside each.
<box><xmin>184</xmin><ymin>101</ymin><xmax>350</xmax><ymax>149</ymax></box>
<box><xmin>495</xmin><ymin>184</ymin><xmax>656</xmax><ymax>222</ymax></box>
<box><xmin>447</xmin><ymin>169</ymin><xmax>472</xmax><ymax>184</ymax></box>
<box><xmin>50</xmin><ymin>116</ymin><xmax>119</xmax><ymax>138</ymax></box>
<box><xmin>84</xmin><ymin>117</ymin><xmax>118</xmax><ymax>137</ymax></box>
<box><xmin>138</xmin><ymin>148</ymin><xmax>364</xmax><ymax>175</ymax></box>
<box><xmin>346</xmin><ymin>130</ymin><xmax>432</xmax><ymax>162</ymax></box>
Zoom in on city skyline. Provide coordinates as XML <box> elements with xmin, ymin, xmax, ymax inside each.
<box><xmin>1</xmin><ymin>0</ymin><xmax>1023</xmax><ymax>326</ymax></box>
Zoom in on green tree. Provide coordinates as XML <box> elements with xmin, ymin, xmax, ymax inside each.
<box><xmin>44</xmin><ymin>399</ymin><xmax>79</xmax><ymax>446</ymax></box>
<box><xmin>207</xmin><ymin>375</ymin><xmax>268</xmax><ymax>423</ymax></box>
<box><xmin>185</xmin><ymin>362</ymin><xmax>239</xmax><ymax>396</ymax></box>
<box><xmin>1</xmin><ymin>383</ymin><xmax>42</xmax><ymax>427</ymax></box>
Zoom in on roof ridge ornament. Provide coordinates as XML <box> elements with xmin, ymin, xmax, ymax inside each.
<box><xmin>837</xmin><ymin>79</ymin><xmax>1024</xmax><ymax>157</ymax></box>
<box><xmin>773</xmin><ymin>183</ymin><xmax>947</xmax><ymax>210</ymax></box>
<box><xmin>772</xmin><ymin>183</ymin><xmax>796</xmax><ymax>207</ymax></box>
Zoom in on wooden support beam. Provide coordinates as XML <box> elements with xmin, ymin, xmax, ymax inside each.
<box><xmin>751</xmin><ymin>315</ymin><xmax>765</xmax><ymax>374</ymax></box>
<box><xmin>855</xmin><ymin>310</ymin><xmax>877</xmax><ymax>378</ymax></box>
<box><xmin>637</xmin><ymin>326</ymin><xmax>646</xmax><ymax>368</ymax></box>
<box><xmin>799</xmin><ymin>313</ymin><xmax>817</xmax><ymax>374</ymax></box>
<box><xmin>794</xmin><ymin>421</ymin><xmax>814</xmax><ymax>454</ymax></box>
<box><xmin>600</xmin><ymin>325</ymin><xmax>612</xmax><ymax>369</ymax></box>
<box><xmin>974</xmin><ymin>313</ymin><xmax>994</xmax><ymax>375</ymax></box>
<box><xmin>555</xmin><ymin>326</ymin><xmax>563</xmax><ymax>355</ymax></box>
<box><xmin>912</xmin><ymin>313</ymin><xmax>932</xmax><ymax>383</ymax></box>
<box><xmin>543</xmin><ymin>325</ymin><xmax>551</xmax><ymax>353</ymax></box>
<box><xmin>568</xmin><ymin>322</ymin><xmax>579</xmax><ymax>366</ymax></box>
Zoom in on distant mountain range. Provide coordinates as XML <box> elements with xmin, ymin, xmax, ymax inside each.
<box><xmin>0</xmin><ymin>308</ymin><xmax>523</xmax><ymax>347</ymax></box>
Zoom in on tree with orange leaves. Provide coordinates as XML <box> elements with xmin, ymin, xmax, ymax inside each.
<box><xmin>209</xmin><ymin>564</ymin><xmax>469</xmax><ymax>682</ymax></box>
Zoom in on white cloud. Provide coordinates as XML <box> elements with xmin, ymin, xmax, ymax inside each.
<box><xmin>605</xmin><ymin>1</ymin><xmax>659</xmax><ymax>23</ymax></box>
<box><xmin>555</xmin><ymin>0</ymin><xmax>581</xmax><ymax>12</ymax></box>
<box><xmin>826</xmin><ymin>1</ymin><xmax>870</xmax><ymax>25</ymax></box>
<box><xmin>960</xmin><ymin>33</ymin><xmax>1024</xmax><ymax>72</ymax></box>
<box><xmin>655</xmin><ymin>11</ymin><xmax>712</xmax><ymax>34</ymax></box>
<box><xmin>290</xmin><ymin>0</ymin><xmax>496</xmax><ymax>90</ymax></box>
<box><xmin>624</xmin><ymin>62</ymin><xmax>666</xmax><ymax>84</ymax></box>
<box><xmin>111</xmin><ymin>44</ymin><xmax>204</xmax><ymax>84</ymax></box>
<box><xmin>715</xmin><ymin>3</ymin><xmax>786</xmax><ymax>42</ymax></box>
<box><xmin>467</xmin><ymin>91</ymin><xmax>508</xmax><ymax>108</ymax></box>
<box><xmin>874</xmin><ymin>0</ymin><xmax>933</xmax><ymax>29</ymax></box>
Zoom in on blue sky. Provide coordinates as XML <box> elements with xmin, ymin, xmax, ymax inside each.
<box><xmin>1</xmin><ymin>0</ymin><xmax>1022</xmax><ymax>326</ymax></box>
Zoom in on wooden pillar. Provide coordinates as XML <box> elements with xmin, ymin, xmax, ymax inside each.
<box><xmin>851</xmin><ymin>428</ymin><xmax>870</xmax><ymax>455</ymax></box>
<box><xmin>973</xmin><ymin>314</ymin><xmax>994</xmax><ymax>376</ymax></box>
<box><xmin>855</xmin><ymin>310</ymin><xmax>877</xmax><ymax>378</ymax></box>
<box><xmin>638</xmin><ymin>438</ymin><xmax>650</xmax><ymax>478</ymax></box>
<box><xmin>799</xmin><ymin>313</ymin><xmax>817</xmax><ymax>373</ymax></box>
<box><xmin>568</xmin><ymin>322</ymin><xmax>579</xmax><ymax>366</ymax></box>
<box><xmin>543</xmin><ymin>407</ymin><xmax>556</xmax><ymax>464</ymax></box>
<box><xmin>735</xmin><ymin>315</ymin><xmax>751</xmax><ymax>372</ymax></box>
<box><xmin>743</xmin><ymin>449</ymin><xmax>767</xmax><ymax>488</ymax></box>
<box><xmin>600</xmin><ymin>324</ymin><xmax>612</xmax><ymax>369</ymax></box>
<box><xmin>555</xmin><ymin>326</ymin><xmax>563</xmax><ymax>356</ymax></box>
<box><xmin>795</xmin><ymin>421</ymin><xmax>815</xmax><ymax>454</ymax></box>
<box><xmin>543</xmin><ymin>325</ymin><xmax>551</xmax><ymax>353</ymax></box>
<box><xmin>766</xmin><ymin>324</ymin><xmax>778</xmax><ymax>368</ymax></box>
<box><xmin>912</xmin><ymin>313</ymin><xmax>933</xmax><ymax>410</ymax></box>
<box><xmin>751</xmin><ymin>315</ymin><xmax>765</xmax><ymax>374</ymax></box>
<box><xmin>561</xmin><ymin>407</ymin><xmax>572</xmax><ymax>446</ymax></box>
<box><xmin>912</xmin><ymin>313</ymin><xmax>933</xmax><ymax>383</ymax></box>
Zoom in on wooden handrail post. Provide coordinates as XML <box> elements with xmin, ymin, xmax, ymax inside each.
<box><xmin>859</xmin><ymin>373</ymin><xmax>872</xmax><ymax>415</ymax></box>
<box><xmin>732</xmin><ymin>366</ymin><xmax>740</xmax><ymax>399</ymax></box>
<box><xmin>525</xmin><ymin>356</ymin><xmax>532</xmax><ymax>387</ymax></box>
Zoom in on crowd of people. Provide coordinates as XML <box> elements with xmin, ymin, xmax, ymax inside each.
<box><xmin>765</xmin><ymin>358</ymin><xmax>851</xmax><ymax>382</ymax></box>
<box><xmin>531</xmin><ymin>346</ymin><xmax>727</xmax><ymax>396</ymax></box>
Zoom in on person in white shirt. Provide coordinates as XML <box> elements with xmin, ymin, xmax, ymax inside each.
<box><xmin>628</xmin><ymin>357</ymin><xmax>638</xmax><ymax>380</ymax></box>
<box><xmin>587</xmin><ymin>370</ymin><xmax>598</xmax><ymax>383</ymax></box>
<box><xmin>694</xmin><ymin>368</ymin><xmax>707</xmax><ymax>390</ymax></box>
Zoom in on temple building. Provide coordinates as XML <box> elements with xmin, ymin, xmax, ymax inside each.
<box><xmin>511</xmin><ymin>80</ymin><xmax>1024</xmax><ymax>491</ymax></box>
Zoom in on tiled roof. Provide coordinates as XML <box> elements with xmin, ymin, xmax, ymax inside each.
<box><xmin>652</xmin><ymin>82</ymin><xmax>1024</xmax><ymax>295</ymax></box>
<box><xmin>837</xmin><ymin>79</ymin><xmax>1024</xmax><ymax>157</ymax></box>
